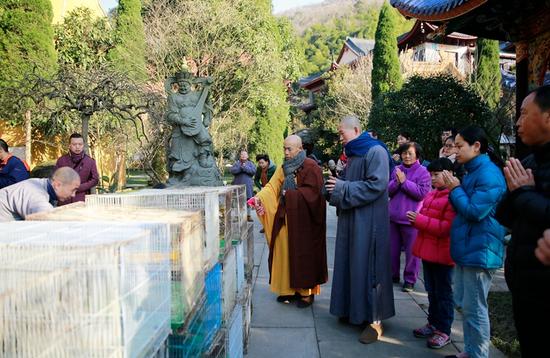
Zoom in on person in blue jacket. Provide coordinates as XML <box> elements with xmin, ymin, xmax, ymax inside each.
<box><xmin>0</xmin><ymin>139</ymin><xmax>30</xmax><ymax>189</ymax></box>
<box><xmin>441</xmin><ymin>126</ymin><xmax>506</xmax><ymax>358</ymax></box>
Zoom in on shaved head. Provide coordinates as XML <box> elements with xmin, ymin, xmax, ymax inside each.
<box><xmin>52</xmin><ymin>167</ymin><xmax>80</xmax><ymax>184</ymax></box>
<box><xmin>340</xmin><ymin>115</ymin><xmax>362</xmax><ymax>132</ymax></box>
<box><xmin>284</xmin><ymin>135</ymin><xmax>303</xmax><ymax>160</ymax></box>
<box><xmin>338</xmin><ymin>115</ymin><xmax>363</xmax><ymax>145</ymax></box>
<box><xmin>285</xmin><ymin>135</ymin><xmax>303</xmax><ymax>148</ymax></box>
<box><xmin>51</xmin><ymin>167</ymin><xmax>81</xmax><ymax>202</ymax></box>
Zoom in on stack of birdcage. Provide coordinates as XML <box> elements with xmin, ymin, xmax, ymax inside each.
<box><xmin>0</xmin><ymin>221</ymin><xmax>171</xmax><ymax>358</ymax></box>
<box><xmin>86</xmin><ymin>189</ymin><xmax>220</xmax><ymax>269</ymax></box>
<box><xmin>85</xmin><ymin>185</ymin><xmax>253</xmax><ymax>357</ymax></box>
<box><xmin>27</xmin><ymin>202</ymin><xmax>205</xmax><ymax>332</ymax></box>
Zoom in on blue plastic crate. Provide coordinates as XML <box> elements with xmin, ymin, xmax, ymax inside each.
<box><xmin>204</xmin><ymin>263</ymin><xmax>223</xmax><ymax>340</ymax></box>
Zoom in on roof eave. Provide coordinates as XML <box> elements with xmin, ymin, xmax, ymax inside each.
<box><xmin>394</xmin><ymin>0</ymin><xmax>488</xmax><ymax>22</ymax></box>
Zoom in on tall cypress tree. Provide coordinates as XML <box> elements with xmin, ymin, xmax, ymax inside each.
<box><xmin>474</xmin><ymin>38</ymin><xmax>501</xmax><ymax>109</ymax></box>
<box><xmin>109</xmin><ymin>0</ymin><xmax>147</xmax><ymax>80</ymax></box>
<box><xmin>371</xmin><ymin>1</ymin><xmax>402</xmax><ymax>101</ymax></box>
<box><xmin>0</xmin><ymin>0</ymin><xmax>57</xmax><ymax>165</ymax></box>
<box><xmin>0</xmin><ymin>0</ymin><xmax>57</xmax><ymax>86</ymax></box>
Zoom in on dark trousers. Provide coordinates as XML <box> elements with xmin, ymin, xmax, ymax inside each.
<box><xmin>511</xmin><ymin>288</ymin><xmax>550</xmax><ymax>357</ymax></box>
<box><xmin>423</xmin><ymin>260</ymin><xmax>454</xmax><ymax>335</ymax></box>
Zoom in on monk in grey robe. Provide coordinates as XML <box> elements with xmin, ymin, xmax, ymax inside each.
<box><xmin>325</xmin><ymin>116</ymin><xmax>395</xmax><ymax>344</ymax></box>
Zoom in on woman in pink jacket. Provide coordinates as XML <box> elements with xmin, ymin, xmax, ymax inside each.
<box><xmin>407</xmin><ymin>158</ymin><xmax>456</xmax><ymax>349</ymax></box>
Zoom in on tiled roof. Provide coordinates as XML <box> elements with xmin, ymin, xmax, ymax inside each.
<box><xmin>390</xmin><ymin>0</ymin><xmax>487</xmax><ymax>20</ymax></box>
<box><xmin>345</xmin><ymin>38</ymin><xmax>375</xmax><ymax>57</ymax></box>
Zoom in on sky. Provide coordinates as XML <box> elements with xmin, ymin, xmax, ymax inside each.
<box><xmin>272</xmin><ymin>0</ymin><xmax>325</xmax><ymax>14</ymax></box>
<box><xmin>100</xmin><ymin>0</ymin><xmax>326</xmax><ymax>14</ymax></box>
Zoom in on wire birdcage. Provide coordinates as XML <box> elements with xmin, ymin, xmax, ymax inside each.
<box><xmin>27</xmin><ymin>203</ymin><xmax>205</xmax><ymax>331</ymax></box>
<box><xmin>195</xmin><ymin>186</ymin><xmax>247</xmax><ymax>245</ymax></box>
<box><xmin>86</xmin><ymin>189</ymin><xmax>219</xmax><ymax>269</ymax></box>
<box><xmin>0</xmin><ymin>221</ymin><xmax>170</xmax><ymax>358</ymax></box>
<box><xmin>226</xmin><ymin>304</ymin><xmax>244</xmax><ymax>358</ymax></box>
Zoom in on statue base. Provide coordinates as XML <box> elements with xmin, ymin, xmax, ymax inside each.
<box><xmin>167</xmin><ymin>165</ymin><xmax>223</xmax><ymax>187</ymax></box>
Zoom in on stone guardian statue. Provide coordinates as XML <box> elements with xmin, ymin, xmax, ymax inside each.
<box><xmin>165</xmin><ymin>70</ymin><xmax>222</xmax><ymax>186</ymax></box>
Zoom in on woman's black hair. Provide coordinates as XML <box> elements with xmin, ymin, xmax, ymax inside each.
<box><xmin>255</xmin><ymin>154</ymin><xmax>270</xmax><ymax>163</ymax></box>
<box><xmin>458</xmin><ymin>126</ymin><xmax>504</xmax><ymax>168</ymax></box>
<box><xmin>397</xmin><ymin>142</ymin><xmax>423</xmax><ymax>161</ymax></box>
<box><xmin>457</xmin><ymin>126</ymin><xmax>488</xmax><ymax>153</ymax></box>
<box><xmin>427</xmin><ymin>157</ymin><xmax>454</xmax><ymax>172</ymax></box>
<box><xmin>398</xmin><ymin>131</ymin><xmax>412</xmax><ymax>141</ymax></box>
<box><xmin>445</xmin><ymin>135</ymin><xmax>456</xmax><ymax>143</ymax></box>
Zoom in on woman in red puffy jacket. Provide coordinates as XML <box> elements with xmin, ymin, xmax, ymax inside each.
<box><xmin>406</xmin><ymin>157</ymin><xmax>456</xmax><ymax>350</ymax></box>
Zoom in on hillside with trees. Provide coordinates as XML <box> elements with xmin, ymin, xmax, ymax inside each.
<box><xmin>283</xmin><ymin>0</ymin><xmax>413</xmax><ymax>75</ymax></box>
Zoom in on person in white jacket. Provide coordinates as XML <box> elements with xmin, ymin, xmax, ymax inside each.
<box><xmin>0</xmin><ymin>167</ymin><xmax>80</xmax><ymax>221</ymax></box>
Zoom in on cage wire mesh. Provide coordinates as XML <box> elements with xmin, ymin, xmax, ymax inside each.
<box><xmin>26</xmin><ymin>203</ymin><xmax>205</xmax><ymax>331</ymax></box>
<box><xmin>132</xmin><ymin>185</ymin><xmax>247</xmax><ymax>247</ymax></box>
<box><xmin>0</xmin><ymin>221</ymin><xmax>170</xmax><ymax>358</ymax></box>
<box><xmin>222</xmin><ymin>246</ymin><xmax>238</xmax><ymax>323</ymax></box>
<box><xmin>226</xmin><ymin>304</ymin><xmax>244</xmax><ymax>358</ymax></box>
<box><xmin>86</xmin><ymin>189</ymin><xmax>220</xmax><ymax>270</ymax></box>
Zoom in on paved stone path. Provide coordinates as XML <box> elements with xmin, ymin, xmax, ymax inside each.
<box><xmin>245</xmin><ymin>206</ymin><xmax>506</xmax><ymax>358</ymax></box>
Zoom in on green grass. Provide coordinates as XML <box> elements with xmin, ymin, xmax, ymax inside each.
<box><xmin>488</xmin><ymin>291</ymin><xmax>521</xmax><ymax>357</ymax></box>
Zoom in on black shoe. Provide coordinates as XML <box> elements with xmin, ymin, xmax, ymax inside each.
<box><xmin>297</xmin><ymin>294</ymin><xmax>314</xmax><ymax>308</ymax></box>
<box><xmin>402</xmin><ymin>283</ymin><xmax>414</xmax><ymax>292</ymax></box>
<box><xmin>247</xmin><ymin>215</ymin><xmax>253</xmax><ymax>222</ymax></box>
<box><xmin>392</xmin><ymin>277</ymin><xmax>400</xmax><ymax>284</ymax></box>
<box><xmin>260</xmin><ymin>228</ymin><xmax>265</xmax><ymax>233</ymax></box>
<box><xmin>276</xmin><ymin>294</ymin><xmax>297</xmax><ymax>304</ymax></box>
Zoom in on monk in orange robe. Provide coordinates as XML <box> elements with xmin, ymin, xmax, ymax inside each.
<box><xmin>253</xmin><ymin>135</ymin><xmax>327</xmax><ymax>307</ymax></box>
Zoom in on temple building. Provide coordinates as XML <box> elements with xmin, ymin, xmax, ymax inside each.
<box><xmin>391</xmin><ymin>0</ymin><xmax>550</xmax><ymax>157</ymax></box>
<box><xmin>398</xmin><ymin>20</ymin><xmax>477</xmax><ymax>78</ymax></box>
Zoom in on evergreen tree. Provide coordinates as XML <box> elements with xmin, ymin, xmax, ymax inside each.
<box><xmin>474</xmin><ymin>38</ymin><xmax>501</xmax><ymax>109</ymax></box>
<box><xmin>109</xmin><ymin>0</ymin><xmax>147</xmax><ymax>80</ymax></box>
<box><xmin>0</xmin><ymin>0</ymin><xmax>57</xmax><ymax>165</ymax></box>
<box><xmin>54</xmin><ymin>7</ymin><xmax>115</xmax><ymax>70</ymax></box>
<box><xmin>0</xmin><ymin>0</ymin><xmax>57</xmax><ymax>86</ymax></box>
<box><xmin>371</xmin><ymin>1</ymin><xmax>402</xmax><ymax>100</ymax></box>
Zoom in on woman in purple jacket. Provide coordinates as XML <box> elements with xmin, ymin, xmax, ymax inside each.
<box><xmin>389</xmin><ymin>142</ymin><xmax>432</xmax><ymax>292</ymax></box>
<box><xmin>230</xmin><ymin>150</ymin><xmax>256</xmax><ymax>221</ymax></box>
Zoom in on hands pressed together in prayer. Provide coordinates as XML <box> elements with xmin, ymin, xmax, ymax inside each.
<box><xmin>395</xmin><ymin>168</ymin><xmax>406</xmax><ymax>184</ymax></box>
<box><xmin>535</xmin><ymin>229</ymin><xmax>550</xmax><ymax>266</ymax></box>
<box><xmin>441</xmin><ymin>170</ymin><xmax>460</xmax><ymax>190</ymax></box>
<box><xmin>325</xmin><ymin>176</ymin><xmax>338</xmax><ymax>194</ymax></box>
<box><xmin>406</xmin><ymin>211</ymin><xmax>417</xmax><ymax>224</ymax></box>
<box><xmin>392</xmin><ymin>153</ymin><xmax>400</xmax><ymax>162</ymax></box>
<box><xmin>503</xmin><ymin>158</ymin><xmax>535</xmax><ymax>191</ymax></box>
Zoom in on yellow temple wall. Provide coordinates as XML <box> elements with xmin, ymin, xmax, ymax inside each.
<box><xmin>50</xmin><ymin>0</ymin><xmax>107</xmax><ymax>23</ymax></box>
<box><xmin>0</xmin><ymin>120</ymin><xmax>122</xmax><ymax>189</ymax></box>
<box><xmin>0</xmin><ymin>3</ymin><xmax>123</xmax><ymax>187</ymax></box>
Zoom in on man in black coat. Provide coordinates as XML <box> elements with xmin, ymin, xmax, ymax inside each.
<box><xmin>496</xmin><ymin>85</ymin><xmax>550</xmax><ymax>358</ymax></box>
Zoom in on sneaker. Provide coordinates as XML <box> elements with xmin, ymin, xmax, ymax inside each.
<box><xmin>413</xmin><ymin>323</ymin><xmax>435</xmax><ymax>338</ymax></box>
<box><xmin>402</xmin><ymin>282</ymin><xmax>414</xmax><ymax>292</ymax></box>
<box><xmin>427</xmin><ymin>330</ymin><xmax>451</xmax><ymax>349</ymax></box>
